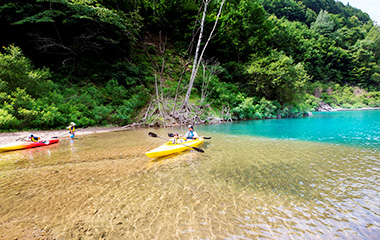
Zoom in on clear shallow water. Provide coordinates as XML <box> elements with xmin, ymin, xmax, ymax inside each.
<box><xmin>196</xmin><ymin>110</ymin><xmax>380</xmax><ymax>149</ymax></box>
<box><xmin>1</xmin><ymin>111</ymin><xmax>380</xmax><ymax>239</ymax></box>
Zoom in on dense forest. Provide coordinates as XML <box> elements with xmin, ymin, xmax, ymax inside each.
<box><xmin>0</xmin><ymin>0</ymin><xmax>379</xmax><ymax>130</ymax></box>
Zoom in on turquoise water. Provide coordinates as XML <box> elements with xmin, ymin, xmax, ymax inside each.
<box><xmin>197</xmin><ymin>110</ymin><xmax>380</xmax><ymax>149</ymax></box>
<box><xmin>1</xmin><ymin>110</ymin><xmax>380</xmax><ymax>239</ymax></box>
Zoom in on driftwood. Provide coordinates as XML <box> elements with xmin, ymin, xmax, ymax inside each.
<box><xmin>318</xmin><ymin>101</ymin><xmax>335</xmax><ymax>111</ymax></box>
<box><xmin>125</xmin><ymin>100</ymin><xmax>233</xmax><ymax>129</ymax></box>
<box><xmin>143</xmin><ymin>100</ymin><xmax>153</xmax><ymax>121</ymax></box>
<box><xmin>222</xmin><ymin>104</ymin><xmax>233</xmax><ymax>122</ymax></box>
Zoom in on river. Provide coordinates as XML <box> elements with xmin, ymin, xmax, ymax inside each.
<box><xmin>0</xmin><ymin>110</ymin><xmax>379</xmax><ymax>239</ymax></box>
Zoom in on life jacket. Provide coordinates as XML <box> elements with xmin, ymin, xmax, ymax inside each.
<box><xmin>186</xmin><ymin>131</ymin><xmax>194</xmax><ymax>139</ymax></box>
<box><xmin>69</xmin><ymin>126</ymin><xmax>75</xmax><ymax>132</ymax></box>
<box><xmin>31</xmin><ymin>136</ymin><xmax>40</xmax><ymax>142</ymax></box>
<box><xmin>172</xmin><ymin>138</ymin><xmax>183</xmax><ymax>144</ymax></box>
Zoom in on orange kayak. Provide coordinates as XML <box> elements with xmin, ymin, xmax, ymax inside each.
<box><xmin>0</xmin><ymin>138</ymin><xmax>60</xmax><ymax>152</ymax></box>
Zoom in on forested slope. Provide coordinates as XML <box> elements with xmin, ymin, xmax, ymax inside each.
<box><xmin>0</xmin><ymin>0</ymin><xmax>379</xmax><ymax>130</ymax></box>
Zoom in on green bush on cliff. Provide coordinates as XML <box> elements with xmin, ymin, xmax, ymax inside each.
<box><xmin>232</xmin><ymin>96</ymin><xmax>307</xmax><ymax>120</ymax></box>
<box><xmin>305</xmin><ymin>81</ymin><xmax>380</xmax><ymax>110</ymax></box>
<box><xmin>0</xmin><ymin>45</ymin><xmax>55</xmax><ymax>98</ymax></box>
<box><xmin>0</xmin><ymin>46</ymin><xmax>149</xmax><ymax>130</ymax></box>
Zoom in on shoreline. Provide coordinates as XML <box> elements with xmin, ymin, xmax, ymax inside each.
<box><xmin>1</xmin><ymin>107</ymin><xmax>379</xmax><ymax>145</ymax></box>
<box><xmin>335</xmin><ymin>107</ymin><xmax>380</xmax><ymax>111</ymax></box>
<box><xmin>0</xmin><ymin>126</ymin><xmax>128</xmax><ymax>145</ymax></box>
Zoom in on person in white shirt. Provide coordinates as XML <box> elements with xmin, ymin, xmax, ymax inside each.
<box><xmin>171</xmin><ymin>132</ymin><xmax>184</xmax><ymax>144</ymax></box>
<box><xmin>184</xmin><ymin>125</ymin><xmax>199</xmax><ymax>140</ymax></box>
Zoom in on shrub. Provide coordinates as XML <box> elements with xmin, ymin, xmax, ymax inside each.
<box><xmin>0</xmin><ymin>109</ymin><xmax>18</xmax><ymax>130</ymax></box>
<box><xmin>232</xmin><ymin>96</ymin><xmax>307</xmax><ymax>120</ymax></box>
<box><xmin>0</xmin><ymin>45</ymin><xmax>55</xmax><ymax>98</ymax></box>
<box><xmin>304</xmin><ymin>94</ymin><xmax>320</xmax><ymax>111</ymax></box>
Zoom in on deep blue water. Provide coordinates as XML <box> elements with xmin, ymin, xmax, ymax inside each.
<box><xmin>198</xmin><ymin>110</ymin><xmax>380</xmax><ymax>149</ymax></box>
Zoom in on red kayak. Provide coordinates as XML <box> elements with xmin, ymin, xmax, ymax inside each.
<box><xmin>0</xmin><ymin>138</ymin><xmax>60</xmax><ymax>152</ymax></box>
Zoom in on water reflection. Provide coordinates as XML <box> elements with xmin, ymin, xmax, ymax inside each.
<box><xmin>69</xmin><ymin>138</ymin><xmax>78</xmax><ymax>157</ymax></box>
<box><xmin>0</xmin><ymin>143</ymin><xmax>59</xmax><ymax>170</ymax></box>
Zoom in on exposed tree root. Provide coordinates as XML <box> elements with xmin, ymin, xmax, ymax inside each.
<box><xmin>124</xmin><ymin>99</ymin><xmax>230</xmax><ymax>128</ymax></box>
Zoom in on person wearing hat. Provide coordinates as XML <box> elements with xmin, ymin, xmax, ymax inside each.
<box><xmin>184</xmin><ymin>125</ymin><xmax>199</xmax><ymax>140</ymax></box>
<box><xmin>29</xmin><ymin>134</ymin><xmax>41</xmax><ymax>142</ymax></box>
<box><xmin>66</xmin><ymin>122</ymin><xmax>76</xmax><ymax>138</ymax></box>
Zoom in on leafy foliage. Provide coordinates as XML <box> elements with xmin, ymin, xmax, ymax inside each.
<box><xmin>305</xmin><ymin>81</ymin><xmax>380</xmax><ymax>110</ymax></box>
<box><xmin>232</xmin><ymin>96</ymin><xmax>308</xmax><ymax>120</ymax></box>
<box><xmin>0</xmin><ymin>45</ymin><xmax>54</xmax><ymax>98</ymax></box>
<box><xmin>311</xmin><ymin>10</ymin><xmax>335</xmax><ymax>35</ymax></box>
<box><xmin>0</xmin><ymin>0</ymin><xmax>380</xmax><ymax>130</ymax></box>
<box><xmin>246</xmin><ymin>50</ymin><xmax>309</xmax><ymax>104</ymax></box>
<box><xmin>0</xmin><ymin>47</ymin><xmax>149</xmax><ymax>130</ymax></box>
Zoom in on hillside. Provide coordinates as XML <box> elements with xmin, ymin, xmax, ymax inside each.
<box><xmin>0</xmin><ymin>0</ymin><xmax>379</xmax><ymax>130</ymax></box>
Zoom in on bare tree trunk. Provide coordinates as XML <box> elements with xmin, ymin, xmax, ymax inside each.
<box><xmin>158</xmin><ymin>32</ymin><xmax>167</xmax><ymax>126</ymax></box>
<box><xmin>183</xmin><ymin>0</ymin><xmax>225</xmax><ymax>109</ymax></box>
<box><xmin>172</xmin><ymin>64</ymin><xmax>188</xmax><ymax>113</ymax></box>
<box><xmin>143</xmin><ymin>100</ymin><xmax>153</xmax><ymax>121</ymax></box>
<box><xmin>155</xmin><ymin>74</ymin><xmax>167</xmax><ymax>126</ymax></box>
<box><xmin>183</xmin><ymin>0</ymin><xmax>209</xmax><ymax>109</ymax></box>
<box><xmin>201</xmin><ymin>62</ymin><xmax>207</xmax><ymax>103</ymax></box>
<box><xmin>221</xmin><ymin>104</ymin><xmax>233</xmax><ymax>122</ymax></box>
<box><xmin>141</xmin><ymin>30</ymin><xmax>169</xmax><ymax>126</ymax></box>
<box><xmin>201</xmin><ymin>59</ymin><xmax>221</xmax><ymax>103</ymax></box>
<box><xmin>155</xmin><ymin>74</ymin><xmax>162</xmax><ymax>117</ymax></box>
<box><xmin>159</xmin><ymin>78</ymin><xmax>167</xmax><ymax>126</ymax></box>
<box><xmin>172</xmin><ymin>4</ymin><xmax>204</xmax><ymax>114</ymax></box>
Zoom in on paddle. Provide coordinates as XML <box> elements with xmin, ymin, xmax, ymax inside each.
<box><xmin>51</xmin><ymin>133</ymin><xmax>67</xmax><ymax>138</ymax></box>
<box><xmin>16</xmin><ymin>137</ymin><xmax>28</xmax><ymax>141</ymax></box>
<box><xmin>50</xmin><ymin>134</ymin><xmax>66</xmax><ymax>139</ymax></box>
<box><xmin>52</xmin><ymin>129</ymin><xmax>76</xmax><ymax>138</ymax></box>
<box><xmin>168</xmin><ymin>133</ymin><xmax>211</xmax><ymax>139</ymax></box>
<box><xmin>148</xmin><ymin>132</ymin><xmax>204</xmax><ymax>153</ymax></box>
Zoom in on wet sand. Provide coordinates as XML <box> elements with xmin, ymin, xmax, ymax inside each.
<box><xmin>0</xmin><ymin>126</ymin><xmax>127</xmax><ymax>145</ymax></box>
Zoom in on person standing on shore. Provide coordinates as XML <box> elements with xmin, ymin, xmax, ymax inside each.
<box><xmin>66</xmin><ymin>122</ymin><xmax>76</xmax><ymax>138</ymax></box>
<box><xmin>184</xmin><ymin>125</ymin><xmax>199</xmax><ymax>140</ymax></box>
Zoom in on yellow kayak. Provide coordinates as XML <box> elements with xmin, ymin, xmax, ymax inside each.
<box><xmin>146</xmin><ymin>137</ymin><xmax>204</xmax><ymax>158</ymax></box>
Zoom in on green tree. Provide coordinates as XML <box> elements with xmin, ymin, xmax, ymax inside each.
<box><xmin>246</xmin><ymin>50</ymin><xmax>310</xmax><ymax>104</ymax></box>
<box><xmin>350</xmin><ymin>26</ymin><xmax>380</xmax><ymax>86</ymax></box>
<box><xmin>213</xmin><ymin>0</ymin><xmax>270</xmax><ymax>62</ymax></box>
<box><xmin>367</xmin><ymin>26</ymin><xmax>380</xmax><ymax>62</ymax></box>
<box><xmin>261</xmin><ymin>0</ymin><xmax>307</xmax><ymax>22</ymax></box>
<box><xmin>0</xmin><ymin>45</ymin><xmax>54</xmax><ymax>98</ymax></box>
<box><xmin>0</xmin><ymin>0</ymin><xmax>142</xmax><ymax>80</ymax></box>
<box><xmin>311</xmin><ymin>9</ymin><xmax>335</xmax><ymax>35</ymax></box>
<box><xmin>305</xmin><ymin>7</ymin><xmax>317</xmax><ymax>25</ymax></box>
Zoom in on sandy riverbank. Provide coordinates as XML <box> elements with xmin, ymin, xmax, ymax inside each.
<box><xmin>0</xmin><ymin>126</ymin><xmax>128</xmax><ymax>145</ymax></box>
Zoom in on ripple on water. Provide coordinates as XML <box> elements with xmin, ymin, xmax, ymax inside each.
<box><xmin>1</xmin><ymin>129</ymin><xmax>380</xmax><ymax>239</ymax></box>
